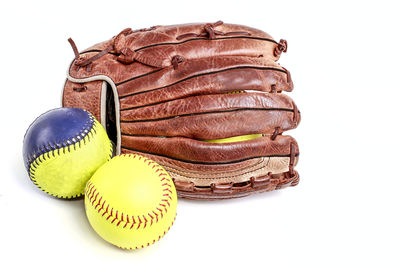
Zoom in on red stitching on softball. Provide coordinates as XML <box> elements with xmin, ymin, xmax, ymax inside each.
<box><xmin>107</xmin><ymin>208</ymin><xmax>114</xmax><ymax>221</ymax></box>
<box><xmin>161</xmin><ymin>199</ymin><xmax>170</xmax><ymax>207</ymax></box>
<box><xmin>85</xmin><ymin>155</ymin><xmax>174</xmax><ymax>233</ymax></box>
<box><xmin>125</xmin><ymin>215</ymin><xmax>177</xmax><ymax>250</ymax></box>
<box><xmin>92</xmin><ymin>192</ymin><xmax>99</xmax><ymax>205</ymax></box>
<box><xmin>87</xmin><ymin>183</ymin><xmax>94</xmax><ymax>198</ymax></box>
<box><xmin>153</xmin><ymin>211</ymin><xmax>159</xmax><ymax>222</ymax></box>
<box><xmin>160</xmin><ymin>204</ymin><xmax>168</xmax><ymax>212</ymax></box>
<box><xmin>102</xmin><ymin>204</ymin><xmax>109</xmax><ymax>216</ymax></box>
<box><xmin>157</xmin><ymin>208</ymin><xmax>164</xmax><ymax>218</ymax></box>
<box><xmin>143</xmin><ymin>215</ymin><xmax>148</xmax><ymax>228</ymax></box>
<box><xmin>148</xmin><ymin>213</ymin><xmax>154</xmax><ymax>226</ymax></box>
<box><xmin>106</xmin><ymin>214</ymin><xmax>113</xmax><ymax>221</ymax></box>
<box><xmin>160</xmin><ymin>177</ymin><xmax>170</xmax><ymax>182</ymax></box>
<box><xmin>89</xmin><ymin>189</ymin><xmax>97</xmax><ymax>202</ymax></box>
<box><xmin>95</xmin><ymin>196</ymin><xmax>102</xmax><ymax>209</ymax></box>
<box><xmin>130</xmin><ymin>216</ymin><xmax>136</xmax><ymax>229</ymax></box>
<box><xmin>115</xmin><ymin>216</ymin><xmax>124</xmax><ymax>226</ymax></box>
<box><xmin>90</xmin><ymin>188</ymin><xmax>96</xmax><ymax>200</ymax></box>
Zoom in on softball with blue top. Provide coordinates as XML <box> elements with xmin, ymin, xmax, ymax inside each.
<box><xmin>23</xmin><ymin>108</ymin><xmax>113</xmax><ymax>198</ymax></box>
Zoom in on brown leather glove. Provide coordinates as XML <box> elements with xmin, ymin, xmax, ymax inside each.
<box><xmin>62</xmin><ymin>21</ymin><xmax>300</xmax><ymax>200</ymax></box>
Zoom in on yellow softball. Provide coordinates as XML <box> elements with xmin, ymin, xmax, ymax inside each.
<box><xmin>84</xmin><ymin>154</ymin><xmax>177</xmax><ymax>250</ymax></box>
<box><xmin>23</xmin><ymin>108</ymin><xmax>112</xmax><ymax>198</ymax></box>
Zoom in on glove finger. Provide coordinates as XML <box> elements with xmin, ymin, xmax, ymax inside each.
<box><xmin>119</xmin><ymin>58</ymin><xmax>292</xmax><ymax>110</ymax></box>
<box><xmin>121</xmin><ymin>92</ymin><xmax>297</xmax><ymax>121</ymax></box>
<box><xmin>121</xmin><ymin>135</ymin><xmax>298</xmax><ymax>165</ymax></box>
<box><xmin>118</xmin><ymin>56</ymin><xmax>291</xmax><ymax>95</ymax></box>
<box><xmin>120</xmin><ymin>93</ymin><xmax>299</xmax><ymax>140</ymax></box>
<box><xmin>131</xmin><ymin>37</ymin><xmax>280</xmax><ymax>68</ymax></box>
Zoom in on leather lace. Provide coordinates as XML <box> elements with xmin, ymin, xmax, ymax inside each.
<box><xmin>171</xmin><ymin>55</ymin><xmax>184</xmax><ymax>69</ymax></box>
<box><xmin>68</xmin><ymin>28</ymin><xmax>134</xmax><ymax>69</ymax></box>
<box><xmin>274</xmin><ymin>39</ymin><xmax>288</xmax><ymax>57</ymax></box>
<box><xmin>176</xmin><ymin>20</ymin><xmax>250</xmax><ymax>40</ymax></box>
<box><xmin>68</xmin><ymin>21</ymin><xmax>252</xmax><ymax>69</ymax></box>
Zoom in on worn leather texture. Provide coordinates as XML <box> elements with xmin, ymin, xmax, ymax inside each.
<box><xmin>62</xmin><ymin>21</ymin><xmax>300</xmax><ymax>200</ymax></box>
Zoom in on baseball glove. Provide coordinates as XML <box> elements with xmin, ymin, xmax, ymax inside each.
<box><xmin>62</xmin><ymin>21</ymin><xmax>301</xmax><ymax>200</ymax></box>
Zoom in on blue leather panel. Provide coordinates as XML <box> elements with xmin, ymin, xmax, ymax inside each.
<box><xmin>23</xmin><ymin>108</ymin><xmax>94</xmax><ymax>170</ymax></box>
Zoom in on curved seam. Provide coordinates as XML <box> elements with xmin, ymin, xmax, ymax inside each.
<box><xmin>26</xmin><ymin>110</ymin><xmax>95</xmax><ymax>171</ymax></box>
<box><xmin>85</xmin><ymin>154</ymin><xmax>173</xmax><ymax>231</ymax></box>
<box><xmin>29</xmin><ymin>119</ymin><xmax>113</xmax><ymax>198</ymax></box>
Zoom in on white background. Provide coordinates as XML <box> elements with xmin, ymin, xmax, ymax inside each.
<box><xmin>1</xmin><ymin>0</ymin><xmax>399</xmax><ymax>266</ymax></box>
